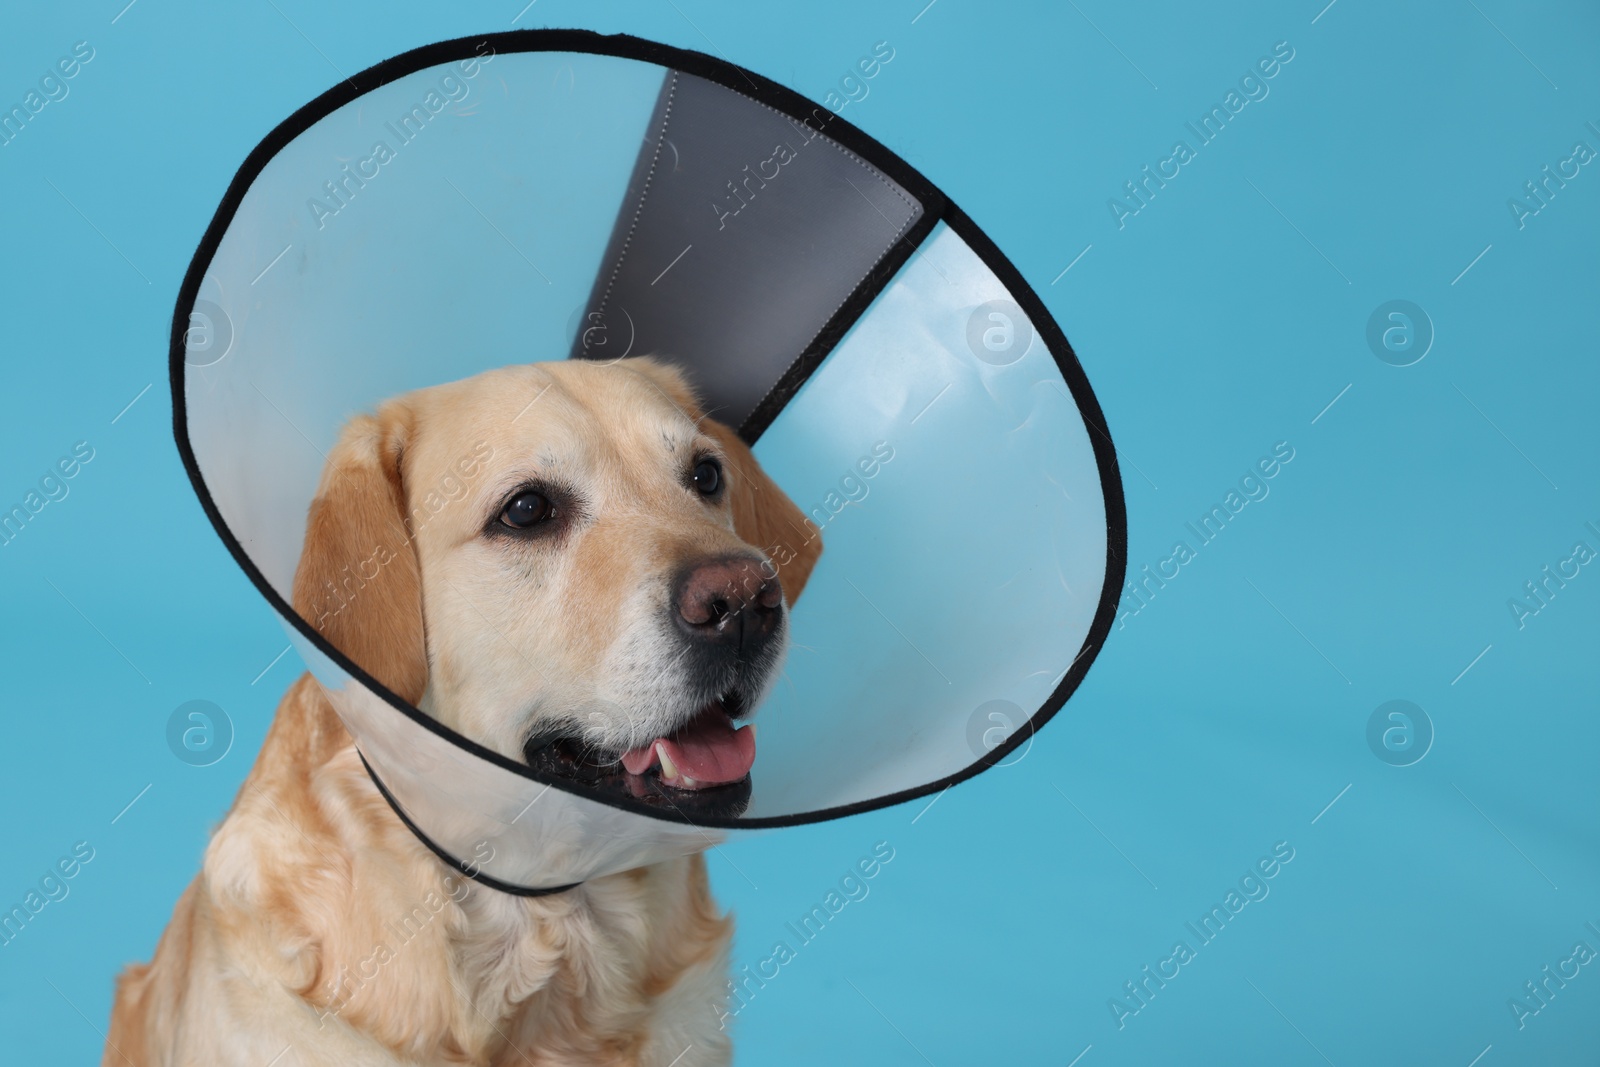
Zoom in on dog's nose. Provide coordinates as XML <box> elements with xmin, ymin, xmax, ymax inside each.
<box><xmin>673</xmin><ymin>555</ymin><xmax>783</xmax><ymax>654</ymax></box>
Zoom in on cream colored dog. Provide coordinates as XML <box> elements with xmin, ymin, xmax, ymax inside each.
<box><xmin>106</xmin><ymin>358</ymin><xmax>820</xmax><ymax>1065</ymax></box>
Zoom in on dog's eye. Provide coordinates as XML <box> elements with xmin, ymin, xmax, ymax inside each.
<box><xmin>691</xmin><ymin>458</ymin><xmax>722</xmax><ymax>497</ymax></box>
<box><xmin>500</xmin><ymin>490</ymin><xmax>554</xmax><ymax>529</ymax></box>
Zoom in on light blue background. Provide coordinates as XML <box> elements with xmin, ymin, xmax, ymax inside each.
<box><xmin>1</xmin><ymin>2</ymin><xmax>1597</xmax><ymax>1064</ymax></box>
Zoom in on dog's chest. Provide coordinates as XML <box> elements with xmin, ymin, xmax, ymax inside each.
<box><xmin>452</xmin><ymin>880</ymin><xmax>661</xmax><ymax>1050</ymax></box>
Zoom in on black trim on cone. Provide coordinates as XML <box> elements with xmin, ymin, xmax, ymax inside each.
<box><xmin>740</xmin><ymin>200</ymin><xmax>942</xmax><ymax>442</ymax></box>
<box><xmin>358</xmin><ymin>752</ymin><xmax>582</xmax><ymax>896</ymax></box>
<box><xmin>170</xmin><ymin>29</ymin><xmax>1129</xmax><ymax>887</ymax></box>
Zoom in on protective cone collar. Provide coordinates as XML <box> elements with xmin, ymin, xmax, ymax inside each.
<box><xmin>173</xmin><ymin>29</ymin><xmax>1128</xmax><ymax>893</ymax></box>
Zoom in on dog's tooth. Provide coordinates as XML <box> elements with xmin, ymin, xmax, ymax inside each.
<box><xmin>656</xmin><ymin>742</ymin><xmax>679</xmax><ymax>781</ymax></box>
<box><xmin>681</xmin><ymin>774</ymin><xmax>700</xmax><ymax>789</ymax></box>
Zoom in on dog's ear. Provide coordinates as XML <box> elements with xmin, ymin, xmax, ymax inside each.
<box><xmin>291</xmin><ymin>402</ymin><xmax>428</xmax><ymax>705</ymax></box>
<box><xmin>699</xmin><ymin>419</ymin><xmax>823</xmax><ymax>604</ymax></box>
<box><xmin>629</xmin><ymin>357</ymin><xmax>823</xmax><ymax>603</ymax></box>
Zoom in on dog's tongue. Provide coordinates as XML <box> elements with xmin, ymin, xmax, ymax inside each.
<box><xmin>619</xmin><ymin>706</ymin><xmax>755</xmax><ymax>787</ymax></box>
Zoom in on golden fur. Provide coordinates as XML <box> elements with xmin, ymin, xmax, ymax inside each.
<box><xmin>107</xmin><ymin>359</ymin><xmax>820</xmax><ymax>1065</ymax></box>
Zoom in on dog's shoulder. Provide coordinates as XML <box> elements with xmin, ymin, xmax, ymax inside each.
<box><xmin>113</xmin><ymin>672</ymin><xmax>738</xmax><ymax>1064</ymax></box>
<box><xmin>200</xmin><ymin>674</ymin><xmax>484</xmax><ymax>1059</ymax></box>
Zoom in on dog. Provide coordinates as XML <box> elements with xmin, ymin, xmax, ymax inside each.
<box><xmin>105</xmin><ymin>357</ymin><xmax>821</xmax><ymax>1065</ymax></box>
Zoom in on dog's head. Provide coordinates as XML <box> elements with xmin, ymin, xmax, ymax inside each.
<box><xmin>290</xmin><ymin>357</ymin><xmax>820</xmax><ymax>817</ymax></box>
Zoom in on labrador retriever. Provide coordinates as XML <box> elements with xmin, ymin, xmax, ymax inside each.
<box><xmin>105</xmin><ymin>357</ymin><xmax>821</xmax><ymax>1066</ymax></box>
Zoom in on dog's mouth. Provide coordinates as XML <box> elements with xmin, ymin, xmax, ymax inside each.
<box><xmin>522</xmin><ymin>692</ymin><xmax>755</xmax><ymax>818</ymax></box>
